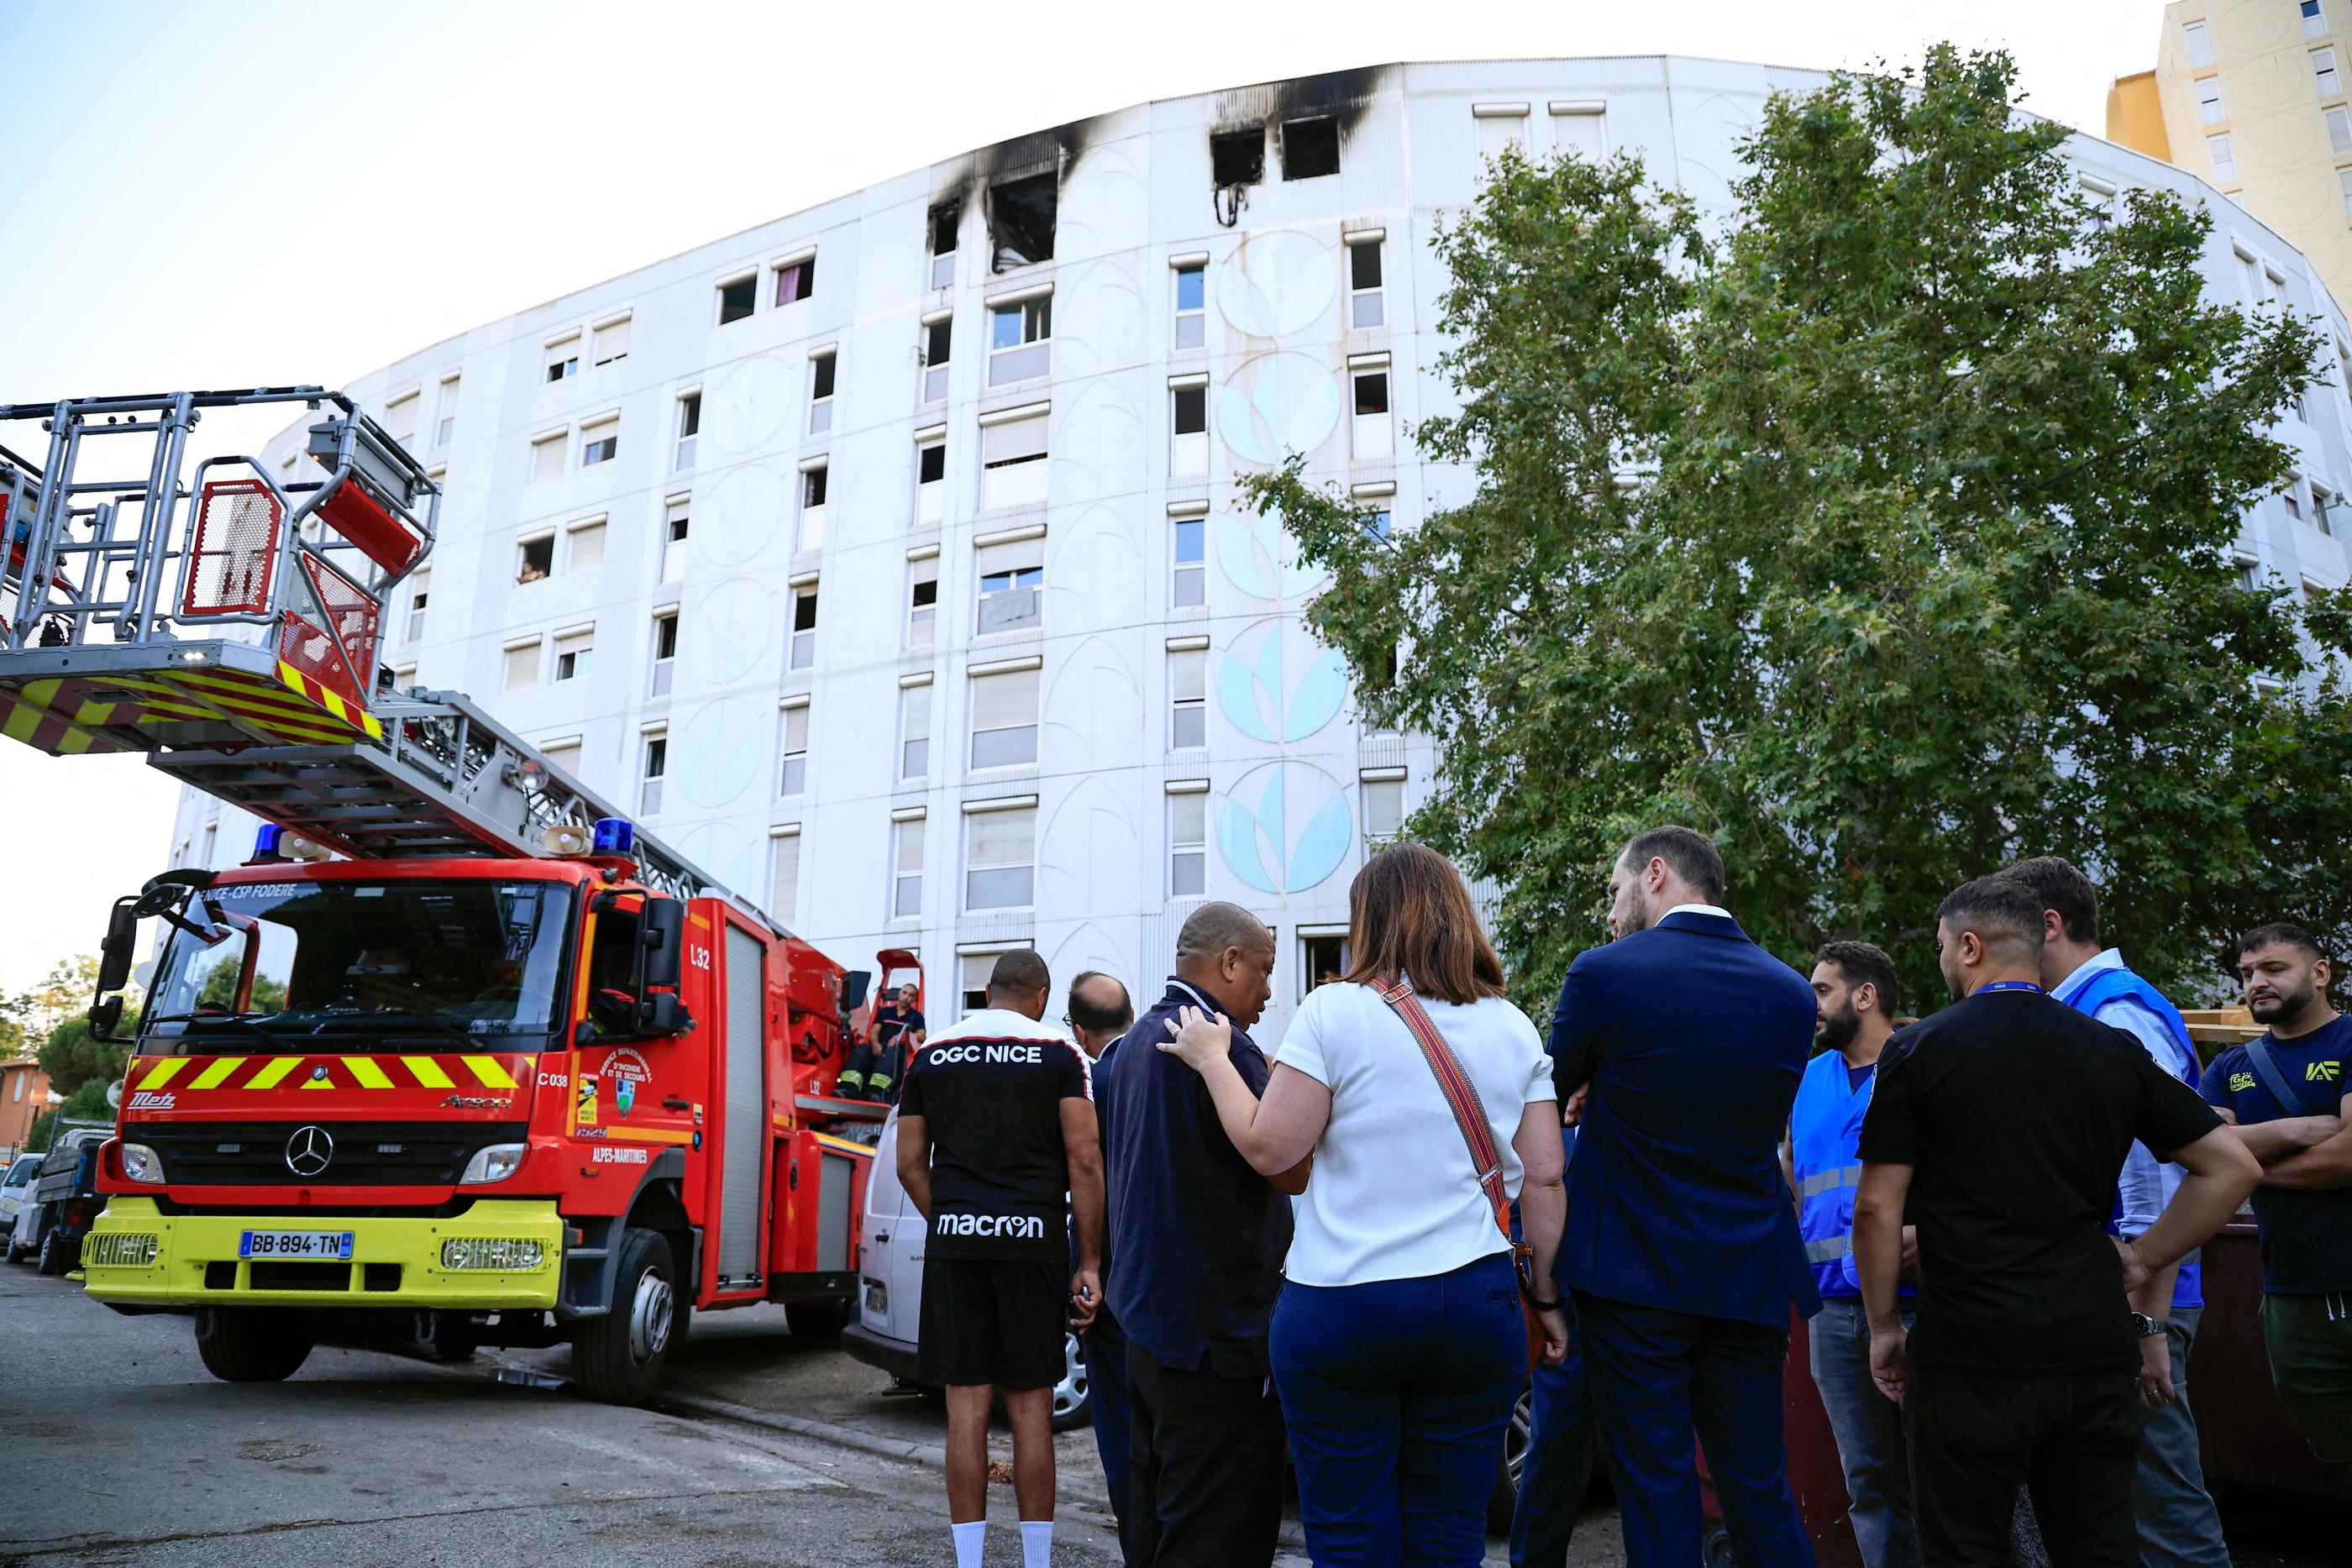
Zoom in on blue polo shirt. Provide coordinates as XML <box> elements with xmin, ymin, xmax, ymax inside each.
<box><xmin>1103</xmin><ymin>978</ymin><xmax>1292</xmax><ymax>1377</ymax></box>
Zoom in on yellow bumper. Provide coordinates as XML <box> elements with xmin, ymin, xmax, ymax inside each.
<box><xmin>81</xmin><ymin>1197</ymin><xmax>564</xmax><ymax>1309</ymax></box>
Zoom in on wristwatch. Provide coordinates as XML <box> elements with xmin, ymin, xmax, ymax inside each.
<box><xmin>2131</xmin><ymin>1311</ymin><xmax>2166</xmax><ymax>1339</ymax></box>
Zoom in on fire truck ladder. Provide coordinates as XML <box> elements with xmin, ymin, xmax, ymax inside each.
<box><xmin>0</xmin><ymin>387</ymin><xmax>740</xmax><ymax>907</ymax></box>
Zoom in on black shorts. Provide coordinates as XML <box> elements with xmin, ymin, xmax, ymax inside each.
<box><xmin>917</xmin><ymin>1256</ymin><xmax>1068</xmax><ymax>1390</ymax></box>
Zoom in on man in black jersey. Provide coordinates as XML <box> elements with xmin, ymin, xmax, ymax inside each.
<box><xmin>1852</xmin><ymin>878</ymin><xmax>2259</xmax><ymax>1565</ymax></box>
<box><xmin>897</xmin><ymin>949</ymin><xmax>1105</xmax><ymax>1568</ymax></box>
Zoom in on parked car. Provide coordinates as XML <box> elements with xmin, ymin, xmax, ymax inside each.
<box><xmin>1</xmin><ymin>1151</ymin><xmax>40</xmax><ymax>1263</ymax></box>
<box><xmin>24</xmin><ymin>1128</ymin><xmax>108</xmax><ymax>1276</ymax></box>
<box><xmin>844</xmin><ymin>1109</ymin><xmax>1572</xmax><ymax>1531</ymax></box>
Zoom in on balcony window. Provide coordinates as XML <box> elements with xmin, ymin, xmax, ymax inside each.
<box><xmin>1352</xmin><ymin>368</ymin><xmax>1393</xmax><ymax>459</ymax></box>
<box><xmin>901</xmin><ymin>682</ymin><xmax>932</xmax><ymax>779</ymax></box>
<box><xmin>808</xmin><ymin>351</ymin><xmax>836</xmax><ymax>435</ymax></box>
<box><xmin>964</xmin><ymin>804</ymin><xmax>1037</xmax><ymax>910</ymax></box>
<box><xmin>929</xmin><ymin>200</ymin><xmax>960</xmax><ymax>290</ymax></box>
<box><xmin>918</xmin><ymin>438</ymin><xmax>947</xmax><ymax>526</ymax></box>
<box><xmin>554</xmin><ymin>629</ymin><xmax>593</xmax><ymax>683</ymax></box>
<box><xmin>1172</xmin><ymin>516</ymin><xmax>1205</xmax><ymax>607</ymax></box>
<box><xmin>1362</xmin><ymin>777</ymin><xmax>1404</xmax><ymax>851</ymax></box>
<box><xmin>1169</xmin><ymin>790</ymin><xmax>1206</xmax><ymax>897</ymax></box>
<box><xmin>908</xmin><ymin>559</ymin><xmax>938</xmax><ymax>648</ymax></box>
<box><xmin>779</xmin><ymin>701</ymin><xmax>810</xmax><ymax>796</ymax></box>
<box><xmin>504</xmin><ymin>640</ymin><xmax>539</xmax><ymax>691</ymax></box>
<box><xmin>592</xmin><ymin>316</ymin><xmax>630</xmax><ymax>368</ymax></box>
<box><xmin>650</xmin><ymin>611</ymin><xmax>677</xmax><ymax>696</ymax></box>
<box><xmin>404</xmin><ymin>575</ymin><xmax>428</xmax><ymax>644</ymax></box>
<box><xmin>789</xmin><ymin>585</ymin><xmax>818</xmax><ymax>670</ymax></box>
<box><xmin>770</xmin><ymin>830</ymin><xmax>801</xmax><ymax>918</ymax></box>
<box><xmin>969</xmin><ymin>666</ymin><xmax>1039</xmax><ymax>768</ymax></box>
<box><xmin>674</xmin><ymin>392</ymin><xmax>701</xmax><ymax>471</ymax></box>
<box><xmin>923</xmin><ymin>317</ymin><xmax>953</xmax><ymax>404</ymax></box>
<box><xmin>774</xmin><ymin>255</ymin><xmax>816</xmax><ymax>307</ymax></box>
<box><xmin>661</xmin><ymin>501</ymin><xmax>690</xmax><ymax>584</ymax></box>
<box><xmin>531</xmin><ymin>432</ymin><xmax>566</xmax><ymax>481</ymax></box>
<box><xmin>2185</xmin><ymin>20</ymin><xmax>2213</xmax><ymax>66</ymax></box>
<box><xmin>1347</xmin><ymin>239</ymin><xmax>1384</xmax><ymax>329</ymax></box>
<box><xmin>1174</xmin><ymin>262</ymin><xmax>1206</xmax><ymax>349</ymax></box>
<box><xmin>544</xmin><ymin>335</ymin><xmax>580</xmax><ymax>382</ymax></box>
<box><xmin>517</xmin><ymin>534</ymin><xmax>554</xmax><ymax>584</ymax></box>
<box><xmin>2211</xmin><ymin>133</ymin><xmax>2239</xmax><ymax>183</ymax></box>
<box><xmin>988</xmin><ymin>296</ymin><xmax>1053</xmax><ymax>386</ymax></box>
<box><xmin>639</xmin><ymin>735</ymin><xmax>667</xmax><ymax>814</ymax></box>
<box><xmin>977</xmin><ymin>562</ymin><xmax>1042</xmax><ymax>637</ymax></box>
<box><xmin>799</xmin><ymin>464</ymin><xmax>828</xmax><ymax>553</ymax></box>
<box><xmin>1170</xmin><ymin>647</ymin><xmax>1206</xmax><ymax>749</ymax></box>
<box><xmin>980</xmin><ymin>407</ymin><xmax>1049</xmax><ymax>508</ymax></box>
<box><xmin>2197</xmin><ymin>77</ymin><xmax>2227</xmax><ymax>125</ymax></box>
<box><xmin>893</xmin><ymin>815</ymin><xmax>925</xmax><ymax>919</ymax></box>
<box><xmin>434</xmin><ymin>376</ymin><xmax>459</xmax><ymax>447</ymax></box>
<box><xmin>580</xmin><ymin>420</ymin><xmax>617</xmax><ymax>468</ymax></box>
<box><xmin>1172</xmin><ymin>382</ymin><xmax>1208</xmax><ymax>479</ymax></box>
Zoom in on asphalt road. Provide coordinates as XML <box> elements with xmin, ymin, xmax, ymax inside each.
<box><xmin>0</xmin><ymin>1268</ymin><xmax>1126</xmax><ymax>1567</ymax></box>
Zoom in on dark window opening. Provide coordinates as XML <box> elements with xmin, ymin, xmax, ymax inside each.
<box><xmin>1354</xmin><ymin>371</ymin><xmax>1389</xmax><ymax>416</ymax></box>
<box><xmin>1304</xmin><ymin>933</ymin><xmax>1349</xmax><ymax>994</ymax></box>
<box><xmin>911</xmin><ymin>578</ymin><xmax>937</xmax><ymax>611</ymax></box>
<box><xmin>926</xmin><ymin>318</ymin><xmax>953</xmax><ymax>365</ymax></box>
<box><xmin>1212</xmin><ymin>128</ymin><xmax>1265</xmax><ymax>186</ymax></box>
<box><xmin>1351</xmin><ymin>243</ymin><xmax>1382</xmax><ymax>290</ymax></box>
<box><xmin>804</xmin><ymin>465</ymin><xmax>829</xmax><ymax>508</ymax></box>
<box><xmin>930</xmin><ymin>201</ymin><xmax>961</xmax><ymax>255</ymax></box>
<box><xmin>655</xmin><ymin>614</ymin><xmax>679</xmax><ymax>659</ymax></box>
<box><xmin>775</xmin><ymin>258</ymin><xmax>815</xmax><ymax>306</ymax></box>
<box><xmin>1173</xmin><ymin>385</ymin><xmax>1206</xmax><ymax>435</ymax></box>
<box><xmin>919</xmin><ymin>443</ymin><xmax>946</xmax><ymax>484</ymax></box>
<box><xmin>989</xmin><ymin>172</ymin><xmax>1058</xmax><ymax>270</ymax></box>
<box><xmin>811</xmin><ymin>353</ymin><xmax>837</xmax><ymax>400</ymax></box>
<box><xmin>718</xmin><ymin>277</ymin><xmax>756</xmax><ymax>323</ymax></box>
<box><xmin>1283</xmin><ymin>118</ymin><xmax>1340</xmax><ymax>180</ymax></box>
<box><xmin>794</xmin><ymin>591</ymin><xmax>820</xmax><ymax>632</ymax></box>
<box><xmin>518</xmin><ymin>536</ymin><xmax>554</xmax><ymax>580</ymax></box>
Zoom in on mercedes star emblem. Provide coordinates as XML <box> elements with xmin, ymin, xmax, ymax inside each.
<box><xmin>284</xmin><ymin>1125</ymin><xmax>334</xmax><ymax>1177</ymax></box>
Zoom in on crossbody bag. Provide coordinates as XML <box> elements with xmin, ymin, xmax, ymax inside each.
<box><xmin>2244</xmin><ymin>1038</ymin><xmax>2340</xmax><ymax>1119</ymax></box>
<box><xmin>1373</xmin><ymin>973</ymin><xmax>1549</xmax><ymax>1368</ymax></box>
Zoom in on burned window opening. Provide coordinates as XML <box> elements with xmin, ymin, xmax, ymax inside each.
<box><xmin>1212</xmin><ymin>128</ymin><xmax>1265</xmax><ymax>187</ymax></box>
<box><xmin>1283</xmin><ymin>118</ymin><xmax>1340</xmax><ymax>180</ymax></box>
<box><xmin>930</xmin><ymin>201</ymin><xmax>961</xmax><ymax>255</ymax></box>
<box><xmin>989</xmin><ymin>173</ymin><xmax>1058</xmax><ymax>271</ymax></box>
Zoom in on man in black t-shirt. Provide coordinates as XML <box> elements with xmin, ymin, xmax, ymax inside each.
<box><xmin>1853</xmin><ymin>878</ymin><xmax>2258</xmax><ymax>1565</ymax></box>
<box><xmin>2198</xmin><ymin>922</ymin><xmax>2352</xmax><ymax>1462</ymax></box>
<box><xmin>897</xmin><ymin>950</ymin><xmax>1102</xmax><ymax>1568</ymax></box>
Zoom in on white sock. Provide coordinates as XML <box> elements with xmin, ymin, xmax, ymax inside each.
<box><xmin>953</xmin><ymin>1520</ymin><xmax>984</xmax><ymax>1568</ymax></box>
<box><xmin>1020</xmin><ymin>1518</ymin><xmax>1053</xmax><ymax>1568</ymax></box>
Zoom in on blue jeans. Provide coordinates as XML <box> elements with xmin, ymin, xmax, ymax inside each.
<box><xmin>1272</xmin><ymin>1251</ymin><xmax>1527</xmax><ymax>1568</ymax></box>
<box><xmin>1575</xmin><ymin>1289</ymin><xmax>1815</xmax><ymax>1568</ymax></box>
<box><xmin>1087</xmin><ymin>1318</ymin><xmax>1137</xmax><ymax>1563</ymax></box>
<box><xmin>1510</xmin><ymin>1298</ymin><xmax>1593</xmax><ymax>1568</ymax></box>
<box><xmin>1809</xmin><ymin>1296</ymin><xmax>1918</xmax><ymax>1568</ymax></box>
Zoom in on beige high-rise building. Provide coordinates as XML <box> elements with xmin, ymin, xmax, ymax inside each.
<box><xmin>2111</xmin><ymin>1</ymin><xmax>2352</xmax><ymax>309</ymax></box>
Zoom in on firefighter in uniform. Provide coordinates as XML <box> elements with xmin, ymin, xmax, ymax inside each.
<box><xmin>842</xmin><ymin>982</ymin><xmax>924</xmax><ymax>1100</ymax></box>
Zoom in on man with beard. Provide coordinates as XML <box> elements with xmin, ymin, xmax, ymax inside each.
<box><xmin>1547</xmin><ymin>825</ymin><xmax>1819</xmax><ymax>1568</ymax></box>
<box><xmin>2197</xmin><ymin>924</ymin><xmax>2352</xmax><ymax>1463</ymax></box>
<box><xmin>1853</xmin><ymin>878</ymin><xmax>2259</xmax><ymax>1565</ymax></box>
<box><xmin>1783</xmin><ymin>941</ymin><xmax>1918</xmax><ymax>1568</ymax></box>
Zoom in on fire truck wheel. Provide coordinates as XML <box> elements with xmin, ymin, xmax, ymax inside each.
<box><xmin>572</xmin><ymin>1227</ymin><xmax>675</xmax><ymax>1404</ymax></box>
<box><xmin>194</xmin><ymin>1308</ymin><xmax>314</xmax><ymax>1382</ymax></box>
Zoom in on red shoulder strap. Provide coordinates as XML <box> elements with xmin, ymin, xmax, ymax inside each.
<box><xmin>1373</xmin><ymin>975</ymin><xmax>1513</xmax><ymax>1244</ymax></box>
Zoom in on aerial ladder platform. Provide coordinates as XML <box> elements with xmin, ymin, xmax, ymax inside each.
<box><xmin>0</xmin><ymin>386</ymin><xmax>740</xmax><ymax>908</ymax></box>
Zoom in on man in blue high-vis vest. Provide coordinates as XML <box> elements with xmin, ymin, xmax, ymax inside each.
<box><xmin>2006</xmin><ymin>857</ymin><xmax>2229</xmax><ymax>1568</ymax></box>
<box><xmin>1784</xmin><ymin>941</ymin><xmax>1918</xmax><ymax>1568</ymax></box>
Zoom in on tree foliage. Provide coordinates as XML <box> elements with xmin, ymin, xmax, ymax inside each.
<box><xmin>1246</xmin><ymin>47</ymin><xmax>2352</xmax><ymax>1009</ymax></box>
<box><xmin>39</xmin><ymin>1015</ymin><xmax>128</xmax><ymax>1099</ymax></box>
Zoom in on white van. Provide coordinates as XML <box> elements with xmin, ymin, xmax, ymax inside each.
<box><xmin>0</xmin><ymin>1151</ymin><xmax>40</xmax><ymax>1262</ymax></box>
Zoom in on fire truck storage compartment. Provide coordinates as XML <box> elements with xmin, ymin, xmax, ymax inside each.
<box><xmin>819</xmin><ymin>1148</ymin><xmax>855</xmax><ymax>1268</ymax></box>
<box><xmin>717</xmin><ymin>920</ymin><xmax>766</xmax><ymax>1287</ymax></box>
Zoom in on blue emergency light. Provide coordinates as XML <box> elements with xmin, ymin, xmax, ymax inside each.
<box><xmin>592</xmin><ymin>817</ymin><xmax>636</xmax><ymax>857</ymax></box>
<box><xmin>251</xmin><ymin>824</ymin><xmax>286</xmax><ymax>862</ymax></box>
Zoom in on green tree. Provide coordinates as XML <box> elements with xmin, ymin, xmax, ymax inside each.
<box><xmin>1246</xmin><ymin>46</ymin><xmax>2352</xmax><ymax>1010</ymax></box>
<box><xmin>38</xmin><ymin>1016</ymin><xmax>129</xmax><ymax>1100</ymax></box>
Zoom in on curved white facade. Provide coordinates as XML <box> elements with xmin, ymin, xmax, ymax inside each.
<box><xmin>169</xmin><ymin>56</ymin><xmax>2352</xmax><ymax>1046</ymax></box>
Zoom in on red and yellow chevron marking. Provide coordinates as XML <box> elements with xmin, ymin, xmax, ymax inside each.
<box><xmin>0</xmin><ymin>658</ymin><xmax>378</xmax><ymax>759</ymax></box>
<box><xmin>129</xmin><ymin>1052</ymin><xmax>528</xmax><ymax>1094</ymax></box>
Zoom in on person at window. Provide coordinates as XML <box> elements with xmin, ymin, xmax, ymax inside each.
<box><xmin>1854</xmin><ymin>877</ymin><xmax>2260</xmax><ymax>1562</ymax></box>
<box><xmin>1158</xmin><ymin>847</ymin><xmax>1566</xmax><ymax>1568</ymax></box>
<box><xmin>2197</xmin><ymin>923</ymin><xmax>2352</xmax><ymax>1465</ymax></box>
<box><xmin>1100</xmin><ymin>900</ymin><xmax>1299</xmax><ymax>1568</ymax></box>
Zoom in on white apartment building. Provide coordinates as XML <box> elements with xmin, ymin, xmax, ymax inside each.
<box><xmin>167</xmin><ymin>57</ymin><xmax>2352</xmax><ymax>1046</ymax></box>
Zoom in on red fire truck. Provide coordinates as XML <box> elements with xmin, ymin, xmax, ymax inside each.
<box><xmin>0</xmin><ymin>387</ymin><xmax>896</xmax><ymax>1403</ymax></box>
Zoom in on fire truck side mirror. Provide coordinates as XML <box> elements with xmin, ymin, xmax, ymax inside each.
<box><xmin>637</xmin><ymin>992</ymin><xmax>690</xmax><ymax>1036</ymax></box>
<box><xmin>96</xmin><ymin>895</ymin><xmax>139</xmax><ymax>999</ymax></box>
<box><xmin>639</xmin><ymin>897</ymin><xmax>686</xmax><ymax>990</ymax></box>
<box><xmin>88</xmin><ymin>994</ymin><xmax>125</xmax><ymax>1040</ymax></box>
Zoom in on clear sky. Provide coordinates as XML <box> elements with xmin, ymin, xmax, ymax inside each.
<box><xmin>0</xmin><ymin>0</ymin><xmax>2165</xmax><ymax>1001</ymax></box>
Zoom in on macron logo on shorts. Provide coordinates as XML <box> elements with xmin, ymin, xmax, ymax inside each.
<box><xmin>935</xmin><ymin>1212</ymin><xmax>1049</xmax><ymax>1240</ymax></box>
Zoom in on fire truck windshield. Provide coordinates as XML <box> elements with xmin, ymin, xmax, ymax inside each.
<box><xmin>144</xmin><ymin>879</ymin><xmax>575</xmax><ymax>1048</ymax></box>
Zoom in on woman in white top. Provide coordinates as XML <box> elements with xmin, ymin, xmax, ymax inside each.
<box><xmin>1161</xmin><ymin>843</ymin><xmax>1567</xmax><ymax>1568</ymax></box>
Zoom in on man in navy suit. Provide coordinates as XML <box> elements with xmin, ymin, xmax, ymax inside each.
<box><xmin>1548</xmin><ymin>825</ymin><xmax>1821</xmax><ymax>1568</ymax></box>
